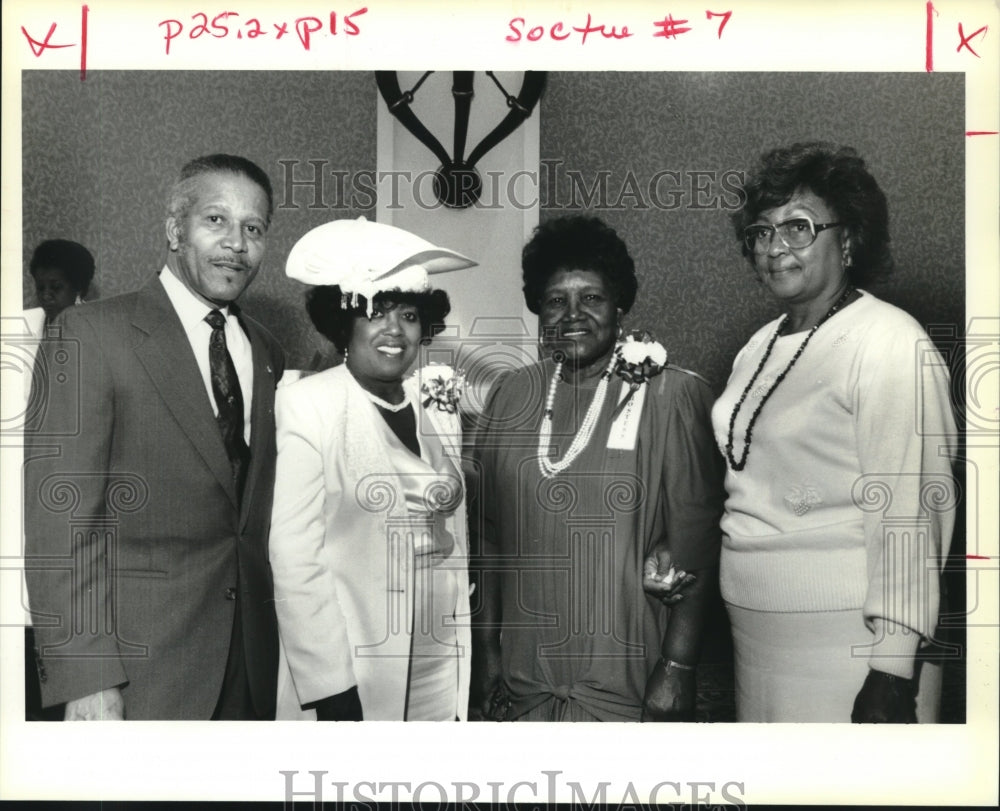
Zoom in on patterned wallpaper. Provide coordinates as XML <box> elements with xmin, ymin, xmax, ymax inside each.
<box><xmin>22</xmin><ymin>71</ymin><xmax>964</xmax><ymax>385</ymax></box>
<box><xmin>21</xmin><ymin>70</ymin><xmax>376</xmax><ymax>369</ymax></box>
<box><xmin>538</xmin><ymin>72</ymin><xmax>965</xmax><ymax>390</ymax></box>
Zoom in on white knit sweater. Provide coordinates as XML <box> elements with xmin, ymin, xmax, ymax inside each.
<box><xmin>711</xmin><ymin>291</ymin><xmax>958</xmax><ymax>677</ymax></box>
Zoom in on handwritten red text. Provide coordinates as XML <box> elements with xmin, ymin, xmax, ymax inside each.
<box><xmin>505</xmin><ymin>10</ymin><xmax>734</xmax><ymax>44</ymax></box>
<box><xmin>706</xmin><ymin>10</ymin><xmax>732</xmax><ymax>39</ymax></box>
<box><xmin>506</xmin><ymin>13</ymin><xmax>633</xmax><ymax>45</ymax></box>
<box><xmin>956</xmin><ymin>22</ymin><xmax>988</xmax><ymax>58</ymax></box>
<box><xmin>21</xmin><ymin>4</ymin><xmax>89</xmax><ymax>79</ymax></box>
<box><xmin>158</xmin><ymin>8</ymin><xmax>367</xmax><ymax>55</ymax></box>
<box><xmin>652</xmin><ymin>14</ymin><xmax>691</xmax><ymax>39</ymax></box>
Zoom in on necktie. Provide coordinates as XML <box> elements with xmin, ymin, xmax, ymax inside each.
<box><xmin>205</xmin><ymin>309</ymin><xmax>250</xmax><ymax>500</ymax></box>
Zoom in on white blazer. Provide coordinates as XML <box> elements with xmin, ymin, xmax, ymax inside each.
<box><xmin>270</xmin><ymin>364</ymin><xmax>471</xmax><ymax>720</ymax></box>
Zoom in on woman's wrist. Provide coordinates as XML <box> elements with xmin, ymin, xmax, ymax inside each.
<box><xmin>867</xmin><ymin>668</ymin><xmax>914</xmax><ymax>688</ymax></box>
<box><xmin>868</xmin><ymin>619</ymin><xmax>920</xmax><ymax>678</ymax></box>
<box><xmin>658</xmin><ymin>657</ymin><xmax>695</xmax><ymax>671</ymax></box>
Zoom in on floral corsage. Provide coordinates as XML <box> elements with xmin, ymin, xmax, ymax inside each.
<box><xmin>416</xmin><ymin>364</ymin><xmax>465</xmax><ymax>413</ymax></box>
<box><xmin>611</xmin><ymin>331</ymin><xmax>668</xmax><ymax>420</ymax></box>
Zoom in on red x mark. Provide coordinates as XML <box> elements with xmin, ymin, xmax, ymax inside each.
<box><xmin>957</xmin><ymin>22</ymin><xmax>988</xmax><ymax>57</ymax></box>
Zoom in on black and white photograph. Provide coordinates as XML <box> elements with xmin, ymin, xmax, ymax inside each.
<box><xmin>1</xmin><ymin>0</ymin><xmax>997</xmax><ymax>805</ymax></box>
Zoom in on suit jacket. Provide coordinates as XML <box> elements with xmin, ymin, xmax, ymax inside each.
<box><xmin>24</xmin><ymin>274</ymin><xmax>284</xmax><ymax>720</ymax></box>
<box><xmin>270</xmin><ymin>365</ymin><xmax>472</xmax><ymax>720</ymax></box>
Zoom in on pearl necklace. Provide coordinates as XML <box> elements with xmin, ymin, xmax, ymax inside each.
<box><xmin>725</xmin><ymin>286</ymin><xmax>854</xmax><ymax>472</ymax></box>
<box><xmin>538</xmin><ymin>351</ymin><xmax>619</xmax><ymax>479</ymax></box>
<box><xmin>346</xmin><ymin>361</ymin><xmax>412</xmax><ymax>412</ymax></box>
<box><xmin>363</xmin><ymin>388</ymin><xmax>412</xmax><ymax>412</ymax></box>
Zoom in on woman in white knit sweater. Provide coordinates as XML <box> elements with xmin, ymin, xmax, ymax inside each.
<box><xmin>711</xmin><ymin>142</ymin><xmax>958</xmax><ymax>722</ymax></box>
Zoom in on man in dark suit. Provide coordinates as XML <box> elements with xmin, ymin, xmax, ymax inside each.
<box><xmin>24</xmin><ymin>154</ymin><xmax>284</xmax><ymax>720</ymax></box>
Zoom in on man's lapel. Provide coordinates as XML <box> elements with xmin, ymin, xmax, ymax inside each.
<box><xmin>238</xmin><ymin>311</ymin><xmax>278</xmax><ymax>528</ymax></box>
<box><xmin>130</xmin><ymin>275</ymin><xmax>238</xmax><ymax>509</ymax></box>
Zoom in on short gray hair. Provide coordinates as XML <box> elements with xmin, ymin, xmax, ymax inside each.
<box><xmin>165</xmin><ymin>153</ymin><xmax>274</xmax><ymax>224</ymax></box>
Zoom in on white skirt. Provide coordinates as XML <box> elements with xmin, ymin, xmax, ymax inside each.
<box><xmin>404</xmin><ymin>562</ymin><xmax>460</xmax><ymax>721</ymax></box>
<box><xmin>727</xmin><ymin>604</ymin><xmax>942</xmax><ymax>723</ymax></box>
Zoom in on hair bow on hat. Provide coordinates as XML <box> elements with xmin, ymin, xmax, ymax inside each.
<box><xmin>285</xmin><ymin>216</ymin><xmax>476</xmax><ymax>314</ymax></box>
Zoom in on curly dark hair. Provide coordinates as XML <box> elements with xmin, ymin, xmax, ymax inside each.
<box><xmin>306</xmin><ymin>286</ymin><xmax>451</xmax><ymax>354</ymax></box>
<box><xmin>521</xmin><ymin>216</ymin><xmax>638</xmax><ymax>315</ymax></box>
<box><xmin>29</xmin><ymin>239</ymin><xmax>96</xmax><ymax>296</ymax></box>
<box><xmin>732</xmin><ymin>142</ymin><xmax>893</xmax><ymax>286</ymax></box>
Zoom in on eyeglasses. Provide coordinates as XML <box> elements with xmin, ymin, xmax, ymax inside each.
<box><xmin>743</xmin><ymin>216</ymin><xmax>841</xmax><ymax>254</ymax></box>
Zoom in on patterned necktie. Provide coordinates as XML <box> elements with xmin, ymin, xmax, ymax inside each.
<box><xmin>205</xmin><ymin>309</ymin><xmax>250</xmax><ymax>500</ymax></box>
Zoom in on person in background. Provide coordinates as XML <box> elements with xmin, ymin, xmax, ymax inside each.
<box><xmin>25</xmin><ymin>154</ymin><xmax>285</xmax><ymax>720</ymax></box>
<box><xmin>22</xmin><ymin>238</ymin><xmax>96</xmax><ymax>721</ymax></box>
<box><xmin>21</xmin><ymin>238</ymin><xmax>97</xmax><ymax>393</ymax></box>
<box><xmin>713</xmin><ymin>142</ymin><xmax>957</xmax><ymax>722</ymax></box>
<box><xmin>471</xmin><ymin>216</ymin><xmax>724</xmax><ymax>722</ymax></box>
<box><xmin>271</xmin><ymin>217</ymin><xmax>476</xmax><ymax>721</ymax></box>
<box><xmin>29</xmin><ymin>239</ymin><xmax>96</xmax><ymax>325</ymax></box>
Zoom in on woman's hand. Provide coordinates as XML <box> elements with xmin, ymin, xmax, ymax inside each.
<box><xmin>312</xmin><ymin>686</ymin><xmax>364</xmax><ymax>721</ymax></box>
<box><xmin>641</xmin><ymin>659</ymin><xmax>696</xmax><ymax>722</ymax></box>
<box><xmin>481</xmin><ymin>680</ymin><xmax>512</xmax><ymax>722</ymax></box>
<box><xmin>851</xmin><ymin>669</ymin><xmax>917</xmax><ymax>723</ymax></box>
<box><xmin>643</xmin><ymin>543</ymin><xmax>697</xmax><ymax>605</ymax></box>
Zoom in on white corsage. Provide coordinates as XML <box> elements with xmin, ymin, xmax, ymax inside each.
<box><xmin>416</xmin><ymin>364</ymin><xmax>465</xmax><ymax>413</ymax></box>
<box><xmin>611</xmin><ymin>331</ymin><xmax>668</xmax><ymax>420</ymax></box>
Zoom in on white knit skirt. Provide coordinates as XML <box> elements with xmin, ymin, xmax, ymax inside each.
<box><xmin>727</xmin><ymin>604</ymin><xmax>942</xmax><ymax>723</ymax></box>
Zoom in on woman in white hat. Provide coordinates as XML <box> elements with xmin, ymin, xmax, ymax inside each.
<box><xmin>270</xmin><ymin>217</ymin><xmax>476</xmax><ymax>720</ymax></box>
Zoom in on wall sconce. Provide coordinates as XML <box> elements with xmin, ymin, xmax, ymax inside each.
<box><xmin>376</xmin><ymin>71</ymin><xmax>547</xmax><ymax>210</ymax></box>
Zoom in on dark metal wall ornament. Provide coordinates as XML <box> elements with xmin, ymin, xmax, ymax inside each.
<box><xmin>375</xmin><ymin>71</ymin><xmax>547</xmax><ymax>209</ymax></box>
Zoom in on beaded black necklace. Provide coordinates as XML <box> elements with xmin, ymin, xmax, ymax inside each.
<box><xmin>725</xmin><ymin>286</ymin><xmax>855</xmax><ymax>471</ymax></box>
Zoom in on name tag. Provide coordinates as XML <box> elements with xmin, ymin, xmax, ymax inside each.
<box><xmin>607</xmin><ymin>384</ymin><xmax>646</xmax><ymax>450</ymax></box>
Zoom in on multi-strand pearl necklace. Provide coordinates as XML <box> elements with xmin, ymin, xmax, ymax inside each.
<box><xmin>725</xmin><ymin>286</ymin><xmax>854</xmax><ymax>472</ymax></box>
<box><xmin>538</xmin><ymin>351</ymin><xmax>619</xmax><ymax>479</ymax></box>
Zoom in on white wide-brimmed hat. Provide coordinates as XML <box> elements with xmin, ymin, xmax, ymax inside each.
<box><xmin>286</xmin><ymin>216</ymin><xmax>476</xmax><ymax>313</ymax></box>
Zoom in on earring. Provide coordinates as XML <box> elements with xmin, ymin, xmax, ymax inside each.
<box><xmin>538</xmin><ymin>325</ymin><xmax>559</xmax><ymax>348</ymax></box>
<box><xmin>74</xmin><ymin>294</ymin><xmax>83</xmax><ymax>306</ymax></box>
<box><xmin>617</xmin><ymin>322</ymin><xmax>624</xmax><ymax>340</ymax></box>
<box><xmin>842</xmin><ymin>250</ymin><xmax>852</xmax><ymax>269</ymax></box>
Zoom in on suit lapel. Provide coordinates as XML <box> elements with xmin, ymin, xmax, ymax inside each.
<box><xmin>239</xmin><ymin>312</ymin><xmax>277</xmax><ymax>529</ymax></box>
<box><xmin>131</xmin><ymin>275</ymin><xmax>238</xmax><ymax>509</ymax></box>
<box><xmin>405</xmin><ymin>378</ymin><xmax>462</xmax><ymax>482</ymax></box>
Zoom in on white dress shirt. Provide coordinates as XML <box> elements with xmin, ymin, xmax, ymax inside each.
<box><xmin>159</xmin><ymin>267</ymin><xmax>253</xmax><ymax>444</ymax></box>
